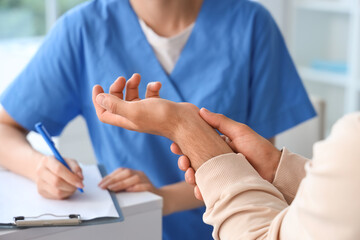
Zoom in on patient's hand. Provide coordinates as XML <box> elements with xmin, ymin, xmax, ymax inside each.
<box><xmin>172</xmin><ymin>108</ymin><xmax>282</xmax><ymax>200</ymax></box>
<box><xmin>200</xmin><ymin>108</ymin><xmax>281</xmax><ymax>182</ymax></box>
<box><xmin>92</xmin><ymin>74</ymin><xmax>233</xmax><ymax>170</ymax></box>
<box><xmin>93</xmin><ymin>73</ymin><xmax>186</xmax><ymax>138</ymax></box>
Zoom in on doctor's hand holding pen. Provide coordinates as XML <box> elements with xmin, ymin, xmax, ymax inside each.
<box><xmin>35</xmin><ymin>155</ymin><xmax>84</xmax><ymax>199</ymax></box>
<box><xmin>0</xmin><ymin>106</ymin><xmax>84</xmax><ymax>200</ymax></box>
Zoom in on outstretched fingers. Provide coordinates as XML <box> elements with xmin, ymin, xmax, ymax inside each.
<box><xmin>125</xmin><ymin>73</ymin><xmax>141</xmax><ymax>101</ymax></box>
<box><xmin>145</xmin><ymin>82</ymin><xmax>162</xmax><ymax>98</ymax></box>
<box><xmin>109</xmin><ymin>76</ymin><xmax>126</xmax><ymax>99</ymax></box>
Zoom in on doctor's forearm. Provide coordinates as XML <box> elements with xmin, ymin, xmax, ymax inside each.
<box><xmin>156</xmin><ymin>181</ymin><xmax>204</xmax><ymax>215</ymax></box>
<box><xmin>0</xmin><ymin>123</ymin><xmax>42</xmax><ymax>181</ymax></box>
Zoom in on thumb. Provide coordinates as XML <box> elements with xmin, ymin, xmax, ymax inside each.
<box><xmin>96</xmin><ymin>93</ymin><xmax>129</xmax><ymax>116</ymax></box>
<box><xmin>199</xmin><ymin>108</ymin><xmax>244</xmax><ymax>140</ymax></box>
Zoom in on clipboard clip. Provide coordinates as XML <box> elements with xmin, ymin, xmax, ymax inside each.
<box><xmin>13</xmin><ymin>213</ymin><xmax>81</xmax><ymax>227</ymax></box>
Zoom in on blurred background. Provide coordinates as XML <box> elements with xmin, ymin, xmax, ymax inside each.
<box><xmin>0</xmin><ymin>0</ymin><xmax>86</xmax><ymax>92</ymax></box>
<box><xmin>0</xmin><ymin>0</ymin><xmax>359</xmax><ymax>160</ymax></box>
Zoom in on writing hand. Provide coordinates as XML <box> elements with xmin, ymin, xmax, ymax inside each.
<box><xmin>35</xmin><ymin>156</ymin><xmax>84</xmax><ymax>199</ymax></box>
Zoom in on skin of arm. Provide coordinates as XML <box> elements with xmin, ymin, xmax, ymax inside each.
<box><xmin>94</xmin><ymin>74</ymin><xmax>207</xmax><ymax>215</ymax></box>
<box><xmin>0</xmin><ymin>106</ymin><xmax>84</xmax><ymax>199</ymax></box>
<box><xmin>94</xmin><ymin>75</ymin><xmax>360</xmax><ymax>239</ymax></box>
<box><xmin>0</xmin><ymin>108</ymin><xmax>39</xmax><ymax>180</ymax></box>
<box><xmin>172</xmin><ymin>110</ymin><xmax>281</xmax><ymax>200</ymax></box>
<box><xmin>92</xmin><ymin>75</ymin><xmax>234</xmax><ymax>171</ymax></box>
<box><xmin>93</xmin><ymin>74</ymin><xmax>281</xmax><ymax>182</ymax></box>
<box><xmin>94</xmin><ymin>75</ymin><xmax>327</xmax><ymax>239</ymax></box>
<box><xmin>155</xmin><ymin>181</ymin><xmax>204</xmax><ymax>215</ymax></box>
<box><xmin>92</xmin><ymin>74</ymin><xmax>283</xmax><ymax>179</ymax></box>
<box><xmin>92</xmin><ymin>74</ymin><xmax>282</xmax><ymax>204</ymax></box>
<box><xmin>177</xmin><ymin>110</ymin><xmax>281</xmax><ymax>182</ymax></box>
<box><xmin>93</xmin><ymin>74</ymin><xmax>280</xmax><ymax>173</ymax></box>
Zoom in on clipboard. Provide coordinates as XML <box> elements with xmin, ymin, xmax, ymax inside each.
<box><xmin>13</xmin><ymin>214</ymin><xmax>81</xmax><ymax>227</ymax></box>
<box><xmin>0</xmin><ymin>165</ymin><xmax>124</xmax><ymax>228</ymax></box>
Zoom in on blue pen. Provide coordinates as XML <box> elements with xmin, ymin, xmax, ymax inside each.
<box><xmin>35</xmin><ymin>122</ymin><xmax>84</xmax><ymax>193</ymax></box>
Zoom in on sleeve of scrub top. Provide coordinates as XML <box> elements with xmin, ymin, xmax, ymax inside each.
<box><xmin>248</xmin><ymin>6</ymin><xmax>316</xmax><ymax>139</ymax></box>
<box><xmin>0</xmin><ymin>14</ymin><xmax>82</xmax><ymax>136</ymax></box>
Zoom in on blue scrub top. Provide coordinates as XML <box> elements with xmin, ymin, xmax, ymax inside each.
<box><xmin>1</xmin><ymin>0</ymin><xmax>316</xmax><ymax>239</ymax></box>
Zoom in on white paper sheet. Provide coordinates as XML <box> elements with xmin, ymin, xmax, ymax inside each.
<box><xmin>0</xmin><ymin>165</ymin><xmax>119</xmax><ymax>223</ymax></box>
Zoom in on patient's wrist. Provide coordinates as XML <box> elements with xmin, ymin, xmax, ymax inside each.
<box><xmin>171</xmin><ymin>108</ymin><xmax>233</xmax><ymax>170</ymax></box>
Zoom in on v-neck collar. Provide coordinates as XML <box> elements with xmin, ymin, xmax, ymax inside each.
<box><xmin>124</xmin><ymin>0</ymin><xmax>208</xmax><ymax>102</ymax></box>
<box><xmin>169</xmin><ymin>0</ymin><xmax>207</xmax><ymax>79</ymax></box>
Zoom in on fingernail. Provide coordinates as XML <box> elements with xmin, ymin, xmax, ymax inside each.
<box><xmin>201</xmin><ymin>108</ymin><xmax>209</xmax><ymax>113</ymax></box>
<box><xmin>77</xmin><ymin>182</ymin><xmax>84</xmax><ymax>188</ymax></box>
<box><xmin>96</xmin><ymin>95</ymin><xmax>105</xmax><ymax>105</ymax></box>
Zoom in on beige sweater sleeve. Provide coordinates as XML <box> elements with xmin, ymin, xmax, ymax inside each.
<box><xmin>196</xmin><ymin>112</ymin><xmax>360</xmax><ymax>240</ymax></box>
<box><xmin>196</xmin><ymin>153</ymin><xmax>289</xmax><ymax>240</ymax></box>
<box><xmin>272</xmin><ymin>148</ymin><xmax>308</xmax><ymax>204</ymax></box>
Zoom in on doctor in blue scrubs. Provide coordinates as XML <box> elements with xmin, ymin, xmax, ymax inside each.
<box><xmin>0</xmin><ymin>0</ymin><xmax>316</xmax><ymax>239</ymax></box>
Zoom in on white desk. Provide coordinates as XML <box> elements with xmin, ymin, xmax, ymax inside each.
<box><xmin>0</xmin><ymin>191</ymin><xmax>163</xmax><ymax>240</ymax></box>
